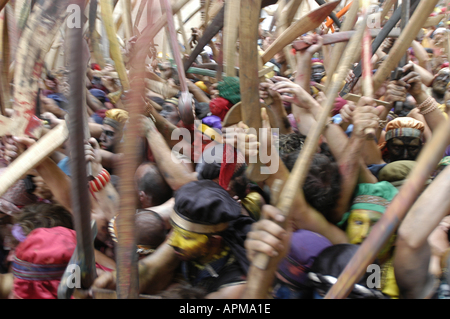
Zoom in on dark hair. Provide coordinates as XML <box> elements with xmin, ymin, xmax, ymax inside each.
<box><xmin>282</xmin><ymin>150</ymin><xmax>342</xmax><ymax>219</ymax></box>
<box><xmin>137</xmin><ymin>165</ymin><xmax>173</xmax><ymax>206</ymax></box>
<box><xmin>309</xmin><ymin>244</ymin><xmax>386</xmax><ymax>299</ymax></box>
<box><xmin>14</xmin><ymin>203</ymin><xmax>74</xmax><ymax>236</ymax></box>
<box><xmin>135</xmin><ymin>210</ymin><xmax>167</xmax><ymax>248</ymax></box>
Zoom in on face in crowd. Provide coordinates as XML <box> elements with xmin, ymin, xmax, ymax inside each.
<box><xmin>99</xmin><ymin>124</ymin><xmax>120</xmax><ymax>153</ymax></box>
<box><xmin>386</xmin><ymin>137</ymin><xmax>422</xmax><ymax>162</ymax></box>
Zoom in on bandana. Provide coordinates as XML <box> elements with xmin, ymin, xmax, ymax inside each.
<box><xmin>12</xmin><ymin>227</ymin><xmax>77</xmax><ymax>299</ymax></box>
<box><xmin>209</xmin><ymin>97</ymin><xmax>233</xmax><ymax>121</ymax></box>
<box><xmin>337</xmin><ymin>182</ymin><xmax>398</xmax><ymax>228</ymax></box>
<box><xmin>384</xmin><ymin>117</ymin><xmax>425</xmax><ymax>142</ymax></box>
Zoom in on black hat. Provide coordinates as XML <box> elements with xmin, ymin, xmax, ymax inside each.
<box><xmin>172</xmin><ymin>180</ymin><xmax>241</xmax><ymax>234</ymax></box>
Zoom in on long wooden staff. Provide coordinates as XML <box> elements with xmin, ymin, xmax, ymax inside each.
<box><xmin>260</xmin><ymin>1</ymin><xmax>340</xmax><ymax>65</ymax></box>
<box><xmin>360</xmin><ymin>0</ymin><xmax>375</xmax><ymax>137</ymax></box>
<box><xmin>99</xmin><ymin>0</ymin><xmax>130</xmax><ymax>91</ymax></box>
<box><xmin>65</xmin><ymin>0</ymin><xmax>97</xmax><ymax>293</ymax></box>
<box><xmin>183</xmin><ymin>4</ymin><xmax>224</xmax><ymax>72</ymax></box>
<box><xmin>314</xmin><ymin>0</ymin><xmax>341</xmax><ymax>28</ymax></box>
<box><xmin>114</xmin><ymin>0</ymin><xmax>156</xmax><ymax>300</ymax></box>
<box><xmin>324</xmin><ymin>0</ymin><xmax>359</xmax><ymax>91</ymax></box>
<box><xmin>325</xmin><ymin>1</ymin><xmax>352</xmax><ymax>29</ymax></box>
<box><xmin>163</xmin><ymin>0</ymin><xmax>194</xmax><ymax>125</ymax></box>
<box><xmin>380</xmin><ymin>0</ymin><xmax>398</xmax><ymax>25</ymax></box>
<box><xmin>128</xmin><ymin>0</ymin><xmax>190</xmax><ymax>66</ymax></box>
<box><xmin>243</xmin><ymin>5</ymin><xmax>369</xmax><ymax>299</ymax></box>
<box><xmin>0</xmin><ymin>6</ymin><xmax>11</xmax><ymax>115</ymax></box>
<box><xmin>223</xmin><ymin>0</ymin><xmax>239</xmax><ymax>77</ymax></box>
<box><xmin>372</xmin><ymin>0</ymin><xmax>438</xmax><ymax>92</ymax></box>
<box><xmin>325</xmin><ymin>0</ymin><xmax>442</xmax><ymax>299</ymax></box>
<box><xmin>338</xmin><ymin>0</ymin><xmax>419</xmax><ymax>97</ymax></box>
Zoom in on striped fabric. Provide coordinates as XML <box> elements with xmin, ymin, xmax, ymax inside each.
<box><xmin>12</xmin><ymin>257</ymin><xmax>67</xmax><ymax>281</ymax></box>
<box><xmin>385</xmin><ymin>128</ymin><xmax>423</xmax><ymax>142</ymax></box>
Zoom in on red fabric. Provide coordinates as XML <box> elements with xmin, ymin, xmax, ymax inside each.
<box><xmin>332</xmin><ymin>97</ymin><xmax>347</xmax><ymax>116</ymax></box>
<box><xmin>13</xmin><ymin>227</ymin><xmax>77</xmax><ymax>299</ymax></box>
<box><xmin>219</xmin><ymin>144</ymin><xmax>237</xmax><ymax>189</ymax></box>
<box><xmin>91</xmin><ymin>63</ymin><xmax>101</xmax><ymax>71</ymax></box>
<box><xmin>209</xmin><ymin>97</ymin><xmax>233</xmax><ymax>121</ymax></box>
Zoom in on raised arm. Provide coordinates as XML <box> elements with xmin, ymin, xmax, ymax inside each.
<box><xmin>394</xmin><ymin>165</ymin><xmax>450</xmax><ymax>298</ymax></box>
<box><xmin>140</xmin><ymin>116</ymin><xmax>197</xmax><ymax>191</ymax></box>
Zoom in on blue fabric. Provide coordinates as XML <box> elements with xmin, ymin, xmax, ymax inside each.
<box><xmin>57</xmin><ymin>157</ymin><xmax>71</xmax><ymax>177</ymax></box>
<box><xmin>367</xmin><ymin>163</ymin><xmax>388</xmax><ymax>179</ymax></box>
<box><xmin>91</xmin><ymin>113</ymin><xmax>104</xmax><ymax>125</ymax></box>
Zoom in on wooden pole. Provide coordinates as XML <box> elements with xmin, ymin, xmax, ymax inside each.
<box><xmin>324</xmin><ymin>117</ymin><xmax>450</xmax><ymax>299</ymax></box>
<box><xmin>66</xmin><ymin>0</ymin><xmax>97</xmax><ymax>291</ymax></box>
<box><xmin>100</xmin><ymin>0</ymin><xmax>130</xmax><ymax>90</ymax></box>
<box><xmin>372</xmin><ymin>0</ymin><xmax>440</xmax><ymax>92</ymax></box>
<box><xmin>243</xmin><ymin>3</ymin><xmax>368</xmax><ymax>299</ymax></box>
<box><xmin>223</xmin><ymin>0</ymin><xmax>239</xmax><ymax>77</ymax></box>
<box><xmin>324</xmin><ymin>0</ymin><xmax>359</xmax><ymax>91</ymax></box>
<box><xmin>261</xmin><ymin>1</ymin><xmax>340</xmax><ymax>65</ymax></box>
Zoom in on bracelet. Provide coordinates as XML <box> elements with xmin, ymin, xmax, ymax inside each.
<box><xmin>417</xmin><ymin>96</ymin><xmax>438</xmax><ymax>115</ymax></box>
<box><xmin>89</xmin><ymin>168</ymin><xmax>111</xmax><ymax>193</ymax></box>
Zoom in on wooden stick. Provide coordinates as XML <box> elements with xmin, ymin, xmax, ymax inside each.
<box><xmin>114</xmin><ymin>0</ymin><xmax>155</xmax><ymax>300</ymax></box>
<box><xmin>162</xmin><ymin>0</ymin><xmax>193</xmax><ymax>125</ymax></box>
<box><xmin>0</xmin><ymin>7</ymin><xmax>10</xmax><ymax>116</ymax></box>
<box><xmin>380</xmin><ymin>0</ymin><xmax>398</xmax><ymax>25</ymax></box>
<box><xmin>324</xmin><ymin>0</ymin><xmax>359</xmax><ymax>91</ymax></box>
<box><xmin>243</xmin><ymin>5</ymin><xmax>368</xmax><ymax>299</ymax></box>
<box><xmin>360</xmin><ymin>0</ymin><xmax>375</xmax><ymax>137</ymax></box>
<box><xmin>99</xmin><ymin>0</ymin><xmax>130</xmax><ymax>91</ymax></box>
<box><xmin>325</xmin><ymin>1</ymin><xmax>352</xmax><ymax>29</ymax></box>
<box><xmin>261</xmin><ymin>1</ymin><xmax>340</xmax><ymax>65</ymax></box>
<box><xmin>129</xmin><ymin>0</ymin><xmax>190</xmax><ymax>65</ymax></box>
<box><xmin>0</xmin><ymin>122</ymin><xmax>68</xmax><ymax>198</ymax></box>
<box><xmin>223</xmin><ymin>0</ymin><xmax>239</xmax><ymax>77</ymax></box>
<box><xmin>66</xmin><ymin>0</ymin><xmax>97</xmax><ymax>291</ymax></box>
<box><xmin>372</xmin><ymin>0</ymin><xmax>440</xmax><ymax>93</ymax></box>
<box><xmin>176</xmin><ymin>10</ymin><xmax>191</xmax><ymax>55</ymax></box>
<box><xmin>122</xmin><ymin>0</ymin><xmax>134</xmax><ymax>40</ymax></box>
<box><xmin>325</xmin><ymin>117</ymin><xmax>450</xmax><ymax>299</ymax></box>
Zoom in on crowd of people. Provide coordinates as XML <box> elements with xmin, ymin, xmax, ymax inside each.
<box><xmin>1</xmin><ymin>0</ymin><xmax>450</xmax><ymax>299</ymax></box>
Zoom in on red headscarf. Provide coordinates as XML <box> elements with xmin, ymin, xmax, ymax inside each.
<box><xmin>209</xmin><ymin>97</ymin><xmax>233</xmax><ymax>121</ymax></box>
<box><xmin>12</xmin><ymin>227</ymin><xmax>77</xmax><ymax>299</ymax></box>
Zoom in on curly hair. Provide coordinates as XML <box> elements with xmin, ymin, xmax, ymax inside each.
<box><xmin>13</xmin><ymin>203</ymin><xmax>74</xmax><ymax>236</ymax></box>
<box><xmin>281</xmin><ymin>150</ymin><xmax>342</xmax><ymax>220</ymax></box>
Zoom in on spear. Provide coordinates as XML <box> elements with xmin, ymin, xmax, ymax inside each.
<box><xmin>325</xmin><ymin>0</ymin><xmax>442</xmax><ymax>300</ymax></box>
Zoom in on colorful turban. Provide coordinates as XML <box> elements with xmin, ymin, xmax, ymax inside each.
<box><xmin>164</xmin><ymin>97</ymin><xmax>179</xmax><ymax>107</ymax></box>
<box><xmin>217</xmin><ymin>77</ymin><xmax>241</xmax><ymax>105</ymax></box>
<box><xmin>209</xmin><ymin>97</ymin><xmax>233</xmax><ymax>121</ymax></box>
<box><xmin>103</xmin><ymin>109</ymin><xmax>129</xmax><ymax>132</ymax></box>
<box><xmin>384</xmin><ymin>117</ymin><xmax>425</xmax><ymax>142</ymax></box>
<box><xmin>195</xmin><ymin>81</ymin><xmax>209</xmax><ymax>93</ymax></box>
<box><xmin>337</xmin><ymin>181</ymin><xmax>398</xmax><ymax>227</ymax></box>
<box><xmin>11</xmin><ymin>227</ymin><xmax>77</xmax><ymax>299</ymax></box>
